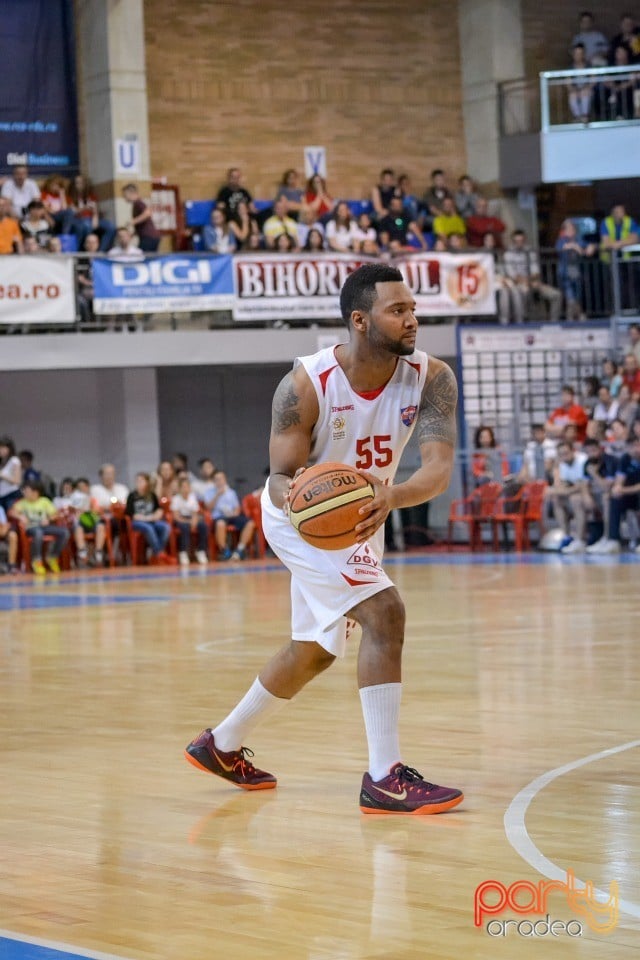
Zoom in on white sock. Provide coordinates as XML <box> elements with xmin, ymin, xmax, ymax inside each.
<box><xmin>359</xmin><ymin>682</ymin><xmax>402</xmax><ymax>782</ymax></box>
<box><xmin>213</xmin><ymin>677</ymin><xmax>289</xmax><ymax>752</ymax></box>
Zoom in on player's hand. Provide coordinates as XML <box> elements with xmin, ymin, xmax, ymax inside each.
<box><xmin>282</xmin><ymin>467</ymin><xmax>306</xmax><ymax>517</ymax></box>
<box><xmin>354</xmin><ymin>470</ymin><xmax>393</xmax><ymax>542</ymax></box>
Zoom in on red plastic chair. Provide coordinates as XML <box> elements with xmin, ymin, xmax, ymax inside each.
<box><xmin>16</xmin><ymin>525</ymin><xmax>72</xmax><ymax>572</ymax></box>
<box><xmin>448</xmin><ymin>482</ymin><xmax>502</xmax><ymax>550</ymax></box>
<box><xmin>491</xmin><ymin>486</ymin><xmax>526</xmax><ymax>551</ymax></box>
<box><xmin>522</xmin><ymin>481</ymin><xmax>547</xmax><ymax>548</ymax></box>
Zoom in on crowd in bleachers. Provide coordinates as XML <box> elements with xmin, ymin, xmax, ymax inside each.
<box><xmin>566</xmin><ymin>11</ymin><xmax>640</xmax><ymax>122</ymax></box>
<box><xmin>0</xmin><ymin>446</ymin><xmax>263</xmax><ymax>576</ymax></box>
<box><xmin>464</xmin><ymin>328</ymin><xmax>640</xmax><ymax>554</ymax></box>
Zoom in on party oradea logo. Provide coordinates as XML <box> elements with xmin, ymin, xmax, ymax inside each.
<box><xmin>474</xmin><ymin>870</ymin><xmax>618</xmax><ymax>938</ymax></box>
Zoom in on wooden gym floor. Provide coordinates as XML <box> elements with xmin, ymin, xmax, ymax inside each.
<box><xmin>0</xmin><ymin>552</ymin><xmax>638</xmax><ymax>960</ymax></box>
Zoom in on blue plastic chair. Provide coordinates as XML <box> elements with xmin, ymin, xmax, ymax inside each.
<box><xmin>184</xmin><ymin>200</ymin><xmax>215</xmax><ymax>228</ymax></box>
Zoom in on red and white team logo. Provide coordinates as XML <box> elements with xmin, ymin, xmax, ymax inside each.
<box><xmin>401</xmin><ymin>405</ymin><xmax>417</xmax><ymax>426</ymax></box>
<box><xmin>342</xmin><ymin>543</ymin><xmax>382</xmax><ymax>586</ymax></box>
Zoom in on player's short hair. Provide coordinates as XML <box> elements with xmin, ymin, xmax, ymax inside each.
<box><xmin>339</xmin><ymin>264</ymin><xmax>403</xmax><ymax>324</ymax></box>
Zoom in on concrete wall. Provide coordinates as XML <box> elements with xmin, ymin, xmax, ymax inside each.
<box><xmin>143</xmin><ymin>0</ymin><xmax>468</xmax><ymax>199</ymax></box>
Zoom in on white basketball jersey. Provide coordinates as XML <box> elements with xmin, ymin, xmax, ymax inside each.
<box><xmin>297</xmin><ymin>345</ymin><xmax>428</xmax><ymax>483</ymax></box>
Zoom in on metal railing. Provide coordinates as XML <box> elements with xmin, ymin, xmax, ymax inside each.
<box><xmin>499</xmin><ymin>65</ymin><xmax>640</xmax><ymax>134</ymax></box>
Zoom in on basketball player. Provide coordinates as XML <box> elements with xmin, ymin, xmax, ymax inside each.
<box><xmin>186</xmin><ymin>263</ymin><xmax>463</xmax><ymax>814</ymax></box>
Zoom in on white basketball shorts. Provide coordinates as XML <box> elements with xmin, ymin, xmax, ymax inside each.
<box><xmin>260</xmin><ymin>485</ymin><xmax>394</xmax><ymax>658</ymax></box>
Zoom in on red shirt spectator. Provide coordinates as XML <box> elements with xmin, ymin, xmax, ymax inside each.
<box><xmin>466</xmin><ymin>198</ymin><xmax>506</xmax><ymax>248</ymax></box>
<box><xmin>621</xmin><ymin>353</ymin><xmax>640</xmax><ymax>398</ymax></box>
<box><xmin>545</xmin><ymin>386</ymin><xmax>589</xmax><ymax>442</ymax></box>
<box><xmin>304</xmin><ymin>174</ymin><xmax>335</xmax><ymax>219</ymax></box>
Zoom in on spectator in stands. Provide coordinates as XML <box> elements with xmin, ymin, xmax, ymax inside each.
<box><xmin>41</xmin><ymin>175</ymin><xmax>81</xmax><ymax>241</ymax></box>
<box><xmin>171</xmin><ymin>453</ymin><xmax>196</xmax><ymax>484</ymax></box>
<box><xmin>466</xmin><ymin>197</ymin><xmax>506</xmax><ymax>248</ymax></box>
<box><xmin>275</xmin><ymin>169</ymin><xmax>304</xmax><ymax>219</ymax></box>
<box><xmin>471</xmin><ymin>426</ymin><xmax>509</xmax><ymax>486</ymax></box>
<box><xmin>602</xmin><ymin>45</ymin><xmax>637</xmax><ymax>119</ymax></box>
<box><xmin>546</xmin><ymin>385</ymin><xmax>589</xmax><ymax>442</ymax></box>
<box><xmin>483</xmin><ymin>233</ymin><xmax>520</xmax><ymax>324</ymax></box>
<box><xmin>587</xmin><ymin>435</ymin><xmax>640</xmax><ymax>553</ymax></box>
<box><xmin>19</xmin><ymin>450</ymin><xmax>48</xmax><ymax>493</ymax></box>
<box><xmin>454</xmin><ymin>175</ymin><xmax>480</xmax><ymax>219</ymax></box>
<box><xmin>295</xmin><ymin>206</ymin><xmax>324</xmax><ymax>249</ymax></box>
<box><xmin>581</xmin><ymin>375</ymin><xmax>601</xmax><ymax>416</ymax></box>
<box><xmin>593</xmin><ymin>384</ymin><xmax>620</xmax><ymax>425</ymax></box>
<box><xmin>91</xmin><ymin>463</ymin><xmax>129</xmax><ymax>513</ymax></box>
<box><xmin>397</xmin><ymin>174</ymin><xmax>420</xmax><ymax>223</ymax></box>
<box><xmin>422</xmin><ymin>169</ymin><xmax>453</xmax><ymax>227</ymax></box>
<box><xmin>207</xmin><ymin>469</ymin><xmax>256</xmax><ymax>561</ymax></box>
<box><xmin>567</xmin><ymin>44</ymin><xmax>593</xmax><ymax>122</ymax></box>
<box><xmin>622</xmin><ymin>353</ymin><xmax>640</xmax><ymax>397</ymax></box>
<box><xmin>0</xmin><ymin>197</ymin><xmax>23</xmax><ymax>254</ymax></box>
<box><xmin>171</xmin><ymin>476</ymin><xmax>208</xmax><ymax>566</ymax></box>
<box><xmin>1</xmin><ymin>165</ymin><xmax>40</xmax><ymax>219</ymax></box>
<box><xmin>0</xmin><ymin>437</ymin><xmax>22</xmax><ymax>512</ymax></box>
<box><xmin>263</xmin><ymin>197</ymin><xmax>298</xmax><ymax>249</ymax></box>
<box><xmin>625</xmin><ymin>323</ymin><xmax>640</xmax><ymax>364</ymax></box>
<box><xmin>47</xmin><ymin>237</ymin><xmax>62</xmax><ymax>254</ymax></box>
<box><xmin>447</xmin><ymin>233</ymin><xmax>467</xmax><ymax>252</ymax></box>
<box><xmin>585</xmin><ymin>417</ymin><xmax>606</xmax><ymax>443</ymax></box>
<box><xmin>22</xmin><ymin>236</ymin><xmax>39</xmax><ymax>254</ymax></box>
<box><xmin>203</xmin><ymin>207</ymin><xmax>240</xmax><ymax>254</ymax></box>
<box><xmin>76</xmin><ymin>233</ymin><xmax>100</xmax><ymax>323</ymax></box>
<box><xmin>304</xmin><ymin>174</ymin><xmax>335</xmax><ymax>220</ymax></box>
<box><xmin>108</xmin><ymin>226</ymin><xmax>143</xmax><ymax>259</ymax></box>
<box><xmin>125</xmin><ymin>472</ymin><xmax>172</xmax><ymax>564</ymax></box>
<box><xmin>618</xmin><ymin>386</ymin><xmax>639</xmax><ymax>428</ymax></box>
<box><xmin>216</xmin><ymin>168</ymin><xmax>257</xmax><ymax>219</ymax></box>
<box><xmin>378</xmin><ymin>195</ymin><xmax>427</xmax><ymax>251</ymax></box>
<box><xmin>0</xmin><ymin>504</ymin><xmax>18</xmax><ymax>574</ymax></box>
<box><xmin>433</xmin><ymin>197</ymin><xmax>466</xmax><ymax>242</ymax></box>
<box><xmin>371</xmin><ymin>169</ymin><xmax>398</xmax><ymax>220</ymax></box>
<box><xmin>73</xmin><ymin>477</ymin><xmax>106</xmax><ymax>565</ymax></box>
<box><xmin>611</xmin><ymin>13</ymin><xmax>640</xmax><ymax>62</ymax></box>
<box><xmin>231</xmin><ymin>200</ymin><xmax>259</xmax><ymax>249</ymax></box>
<box><xmin>571</xmin><ymin>11</ymin><xmax>609</xmax><ymax>64</ymax></box>
<box><xmin>20</xmin><ymin>200</ymin><xmax>53</xmax><ymax>249</ymax></box>
<box><xmin>605</xmin><ymin>416</ymin><xmax>631</xmax><ymax>455</ymax></box>
<box><xmin>67</xmin><ymin>174</ymin><xmax>116</xmax><ymax>251</ymax></box>
<box><xmin>325</xmin><ymin>202</ymin><xmax>360</xmax><ymax>252</ymax></box>
<box><xmin>193</xmin><ymin>457</ymin><xmax>216</xmax><ymax>503</ymax></box>
<box><xmin>11</xmin><ymin>479</ymin><xmax>70</xmax><ymax>574</ymax></box>
<box><xmin>274</xmin><ymin>233</ymin><xmax>298</xmax><ymax>252</ymax></box>
<box><xmin>53</xmin><ymin>477</ymin><xmax>89</xmax><ymax>567</ymax></box>
<box><xmin>520</xmin><ymin>423</ymin><xmax>556</xmax><ymax>481</ymax></box>
<box><xmin>600</xmin><ymin>204</ymin><xmax>639</xmax><ymax>261</ymax></box>
<box><xmin>122</xmin><ymin>184</ymin><xmax>160</xmax><ymax>253</ymax></box>
<box><xmin>555</xmin><ymin>219</ymin><xmax>596</xmax><ymax>319</ymax></box>
<box><xmin>548</xmin><ymin>440</ymin><xmax>589</xmax><ymax>553</ymax></box>
<box><xmin>581</xmin><ymin>438</ymin><xmax>617</xmax><ymax>547</ymax></box>
<box><xmin>352</xmin><ymin>212</ymin><xmax>379</xmax><ymax>255</ymax></box>
<box><xmin>601</xmin><ymin>357</ymin><xmax>623</xmax><ymax>396</ymax></box>
<box><xmin>503</xmin><ymin>230</ymin><xmax>562</xmax><ymax>322</ymax></box>
<box><xmin>303</xmin><ymin>227</ymin><xmax>326</xmax><ymax>252</ymax></box>
<box><xmin>155</xmin><ymin>460</ymin><xmax>178</xmax><ymax>502</ymax></box>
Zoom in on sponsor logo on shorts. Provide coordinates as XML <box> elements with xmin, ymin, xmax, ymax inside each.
<box><xmin>401</xmin><ymin>405</ymin><xmax>417</xmax><ymax>426</ymax></box>
<box><xmin>347</xmin><ymin>543</ymin><xmax>379</xmax><ymax>570</ymax></box>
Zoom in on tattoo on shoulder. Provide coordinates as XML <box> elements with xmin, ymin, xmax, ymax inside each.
<box><xmin>416</xmin><ymin>364</ymin><xmax>458</xmax><ymax>446</ymax></box>
<box><xmin>272</xmin><ymin>373</ymin><xmax>302</xmax><ymax>434</ymax></box>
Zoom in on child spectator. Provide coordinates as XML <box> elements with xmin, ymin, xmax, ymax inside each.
<box><xmin>303</xmin><ymin>227</ymin><xmax>326</xmax><ymax>252</ymax></box>
<box><xmin>171</xmin><ymin>476</ymin><xmax>208</xmax><ymax>566</ymax></box>
<box><xmin>471</xmin><ymin>426</ymin><xmax>509</xmax><ymax>486</ymax></box>
<box><xmin>352</xmin><ymin>213</ymin><xmax>378</xmax><ymax>255</ymax></box>
<box><xmin>0</xmin><ymin>437</ymin><xmax>23</xmax><ymax>512</ymax></box>
<box><xmin>122</xmin><ymin>183</ymin><xmax>160</xmax><ymax>253</ymax></box>
<box><xmin>11</xmin><ymin>480</ymin><xmax>70</xmax><ymax>574</ymax></box>
<box><xmin>0</xmin><ymin>505</ymin><xmax>18</xmax><ymax>573</ymax></box>
<box><xmin>206</xmin><ymin>470</ymin><xmax>256</xmax><ymax>561</ymax></box>
<box><xmin>74</xmin><ymin>477</ymin><xmax>107</xmax><ymax>565</ymax></box>
<box><xmin>125</xmin><ymin>472</ymin><xmax>172</xmax><ymax>564</ymax></box>
<box><xmin>20</xmin><ymin>200</ymin><xmax>53</xmax><ymax>249</ymax></box>
<box><xmin>54</xmin><ymin>477</ymin><xmax>90</xmax><ymax>567</ymax></box>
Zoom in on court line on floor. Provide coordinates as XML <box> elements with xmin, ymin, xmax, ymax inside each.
<box><xmin>0</xmin><ymin>928</ymin><xmax>133</xmax><ymax>960</ymax></box>
<box><xmin>504</xmin><ymin>739</ymin><xmax>640</xmax><ymax>920</ymax></box>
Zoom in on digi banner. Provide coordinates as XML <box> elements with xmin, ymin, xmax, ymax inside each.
<box><xmin>93</xmin><ymin>254</ymin><xmax>236</xmax><ymax>314</ymax></box>
<box><xmin>0</xmin><ymin>0</ymin><xmax>79</xmax><ymax>174</ymax></box>
<box><xmin>232</xmin><ymin>252</ymin><xmax>495</xmax><ymax>320</ymax></box>
<box><xmin>0</xmin><ymin>255</ymin><xmax>76</xmax><ymax>324</ymax></box>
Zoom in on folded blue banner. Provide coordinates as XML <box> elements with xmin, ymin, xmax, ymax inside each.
<box><xmin>93</xmin><ymin>254</ymin><xmax>235</xmax><ymax>314</ymax></box>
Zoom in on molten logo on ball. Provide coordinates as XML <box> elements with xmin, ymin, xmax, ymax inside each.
<box><xmin>302</xmin><ymin>475</ymin><xmax>358</xmax><ymax>503</ymax></box>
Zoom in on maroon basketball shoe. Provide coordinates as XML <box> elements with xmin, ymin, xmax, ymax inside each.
<box><xmin>184</xmin><ymin>729</ymin><xmax>277</xmax><ymax>790</ymax></box>
<box><xmin>360</xmin><ymin>763</ymin><xmax>463</xmax><ymax>815</ymax></box>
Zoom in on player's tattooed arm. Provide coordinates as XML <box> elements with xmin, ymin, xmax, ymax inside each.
<box><xmin>416</xmin><ymin>360</ymin><xmax>458</xmax><ymax>447</ymax></box>
<box><xmin>272</xmin><ymin>371</ymin><xmax>302</xmax><ymax>434</ymax></box>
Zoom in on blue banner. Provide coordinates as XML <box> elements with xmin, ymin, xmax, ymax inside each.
<box><xmin>93</xmin><ymin>255</ymin><xmax>236</xmax><ymax>315</ymax></box>
<box><xmin>0</xmin><ymin>0</ymin><xmax>79</xmax><ymax>174</ymax></box>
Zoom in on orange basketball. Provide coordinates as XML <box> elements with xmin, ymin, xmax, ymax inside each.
<box><xmin>288</xmin><ymin>462</ymin><xmax>374</xmax><ymax>550</ymax></box>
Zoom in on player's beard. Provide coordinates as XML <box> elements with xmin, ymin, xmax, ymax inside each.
<box><xmin>368</xmin><ymin>323</ymin><xmax>415</xmax><ymax>357</ymax></box>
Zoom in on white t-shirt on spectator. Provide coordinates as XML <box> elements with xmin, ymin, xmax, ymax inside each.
<box><xmin>559</xmin><ymin>452</ymin><xmax>588</xmax><ymax>484</ymax></box>
<box><xmin>0</xmin><ymin>455</ymin><xmax>22</xmax><ymax>497</ymax></box>
<box><xmin>171</xmin><ymin>492</ymin><xmax>200</xmax><ymax>519</ymax></box>
<box><xmin>1</xmin><ymin>178</ymin><xmax>41</xmax><ymax>219</ymax></box>
<box><xmin>593</xmin><ymin>399</ymin><xmax>619</xmax><ymax>424</ymax></box>
<box><xmin>325</xmin><ymin>220</ymin><xmax>360</xmax><ymax>251</ymax></box>
<box><xmin>352</xmin><ymin>225</ymin><xmax>377</xmax><ymax>245</ymax></box>
<box><xmin>90</xmin><ymin>482</ymin><xmax>129</xmax><ymax>508</ymax></box>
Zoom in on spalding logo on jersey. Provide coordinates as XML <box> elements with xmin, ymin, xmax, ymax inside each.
<box><xmin>401</xmin><ymin>405</ymin><xmax>417</xmax><ymax>426</ymax></box>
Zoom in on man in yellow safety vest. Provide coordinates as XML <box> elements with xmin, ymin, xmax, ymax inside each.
<box><xmin>600</xmin><ymin>204</ymin><xmax>639</xmax><ymax>262</ymax></box>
